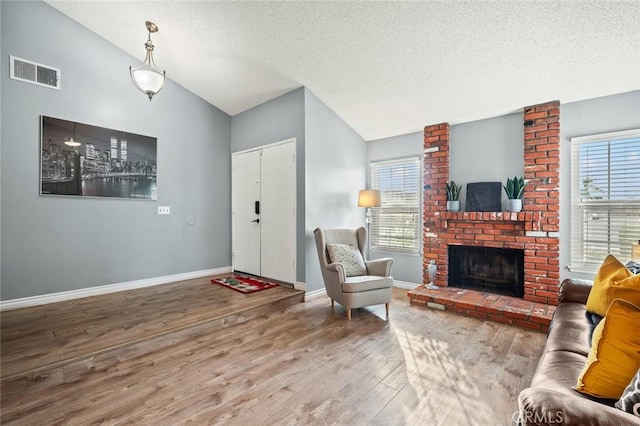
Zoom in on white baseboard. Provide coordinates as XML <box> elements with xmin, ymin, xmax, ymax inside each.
<box><xmin>293</xmin><ymin>281</ymin><xmax>305</xmax><ymax>291</ymax></box>
<box><xmin>305</xmin><ymin>287</ymin><xmax>327</xmax><ymax>299</ymax></box>
<box><xmin>393</xmin><ymin>280</ymin><xmax>421</xmax><ymax>290</ymax></box>
<box><xmin>0</xmin><ymin>266</ymin><xmax>233</xmax><ymax>311</ymax></box>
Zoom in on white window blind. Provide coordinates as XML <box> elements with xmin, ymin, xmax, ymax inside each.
<box><xmin>370</xmin><ymin>157</ymin><xmax>421</xmax><ymax>253</ymax></box>
<box><xmin>570</xmin><ymin>129</ymin><xmax>640</xmax><ymax>272</ymax></box>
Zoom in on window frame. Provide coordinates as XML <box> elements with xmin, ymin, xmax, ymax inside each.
<box><xmin>569</xmin><ymin>128</ymin><xmax>640</xmax><ymax>273</ymax></box>
<box><xmin>369</xmin><ymin>156</ymin><xmax>422</xmax><ymax>255</ymax></box>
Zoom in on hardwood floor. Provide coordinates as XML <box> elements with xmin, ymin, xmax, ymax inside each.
<box><xmin>0</xmin><ymin>278</ymin><xmax>547</xmax><ymax>425</ymax></box>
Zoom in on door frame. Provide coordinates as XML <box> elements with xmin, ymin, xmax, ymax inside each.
<box><xmin>231</xmin><ymin>138</ymin><xmax>297</xmax><ymax>282</ymax></box>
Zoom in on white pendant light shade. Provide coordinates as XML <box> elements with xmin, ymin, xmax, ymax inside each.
<box><xmin>130</xmin><ymin>21</ymin><xmax>166</xmax><ymax>101</ymax></box>
<box><xmin>130</xmin><ymin>66</ymin><xmax>165</xmax><ymax>98</ymax></box>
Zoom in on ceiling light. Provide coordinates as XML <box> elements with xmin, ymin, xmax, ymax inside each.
<box><xmin>129</xmin><ymin>21</ymin><xmax>166</xmax><ymax>101</ymax></box>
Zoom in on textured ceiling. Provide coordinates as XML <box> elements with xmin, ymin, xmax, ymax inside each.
<box><xmin>45</xmin><ymin>1</ymin><xmax>640</xmax><ymax>141</ymax></box>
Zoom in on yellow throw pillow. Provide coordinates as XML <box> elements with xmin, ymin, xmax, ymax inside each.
<box><xmin>586</xmin><ymin>255</ymin><xmax>640</xmax><ymax>317</ymax></box>
<box><xmin>576</xmin><ymin>298</ymin><xmax>640</xmax><ymax>399</ymax></box>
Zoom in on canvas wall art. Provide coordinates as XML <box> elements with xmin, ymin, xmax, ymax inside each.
<box><xmin>40</xmin><ymin>116</ymin><xmax>157</xmax><ymax>199</ymax></box>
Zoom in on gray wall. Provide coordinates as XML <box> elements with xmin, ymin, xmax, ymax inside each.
<box><xmin>304</xmin><ymin>88</ymin><xmax>367</xmax><ymax>292</ymax></box>
<box><xmin>230</xmin><ymin>87</ymin><xmax>306</xmax><ymax>282</ymax></box>
<box><xmin>367</xmin><ymin>131</ymin><xmax>423</xmax><ymax>284</ymax></box>
<box><xmin>559</xmin><ymin>90</ymin><xmax>640</xmax><ymax>282</ymax></box>
<box><xmin>1</xmin><ymin>1</ymin><xmax>232</xmax><ymax>300</ymax></box>
<box><xmin>450</xmin><ymin>112</ymin><xmax>524</xmax><ymax>211</ymax></box>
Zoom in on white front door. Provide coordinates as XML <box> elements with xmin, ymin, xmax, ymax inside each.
<box><xmin>231</xmin><ymin>139</ymin><xmax>297</xmax><ymax>284</ymax></box>
<box><xmin>232</xmin><ymin>149</ymin><xmax>261</xmax><ymax>276</ymax></box>
<box><xmin>260</xmin><ymin>141</ymin><xmax>296</xmax><ymax>283</ymax></box>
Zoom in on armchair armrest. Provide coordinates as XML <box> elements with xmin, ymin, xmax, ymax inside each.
<box><xmin>558</xmin><ymin>278</ymin><xmax>593</xmax><ymax>305</ymax></box>
<box><xmin>326</xmin><ymin>262</ymin><xmax>346</xmax><ymax>282</ymax></box>
<box><xmin>366</xmin><ymin>258</ymin><xmax>394</xmax><ymax>277</ymax></box>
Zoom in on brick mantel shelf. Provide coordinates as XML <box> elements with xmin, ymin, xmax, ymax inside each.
<box><xmin>435</xmin><ymin>212</ymin><xmax>542</xmax><ymax>231</ymax></box>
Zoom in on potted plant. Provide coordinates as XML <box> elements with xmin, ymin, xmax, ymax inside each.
<box><xmin>503</xmin><ymin>176</ymin><xmax>526</xmax><ymax>212</ymax></box>
<box><xmin>446</xmin><ymin>181</ymin><xmax>462</xmax><ymax>212</ymax></box>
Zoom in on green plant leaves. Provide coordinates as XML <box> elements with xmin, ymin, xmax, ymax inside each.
<box><xmin>446</xmin><ymin>181</ymin><xmax>462</xmax><ymax>201</ymax></box>
<box><xmin>503</xmin><ymin>176</ymin><xmax>526</xmax><ymax>199</ymax></box>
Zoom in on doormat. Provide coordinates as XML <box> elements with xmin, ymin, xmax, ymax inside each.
<box><xmin>211</xmin><ymin>275</ymin><xmax>279</xmax><ymax>294</ymax></box>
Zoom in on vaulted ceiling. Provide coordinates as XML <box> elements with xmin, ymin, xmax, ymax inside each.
<box><xmin>46</xmin><ymin>0</ymin><xmax>640</xmax><ymax>141</ymax></box>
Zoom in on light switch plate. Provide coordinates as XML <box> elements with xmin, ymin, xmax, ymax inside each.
<box><xmin>158</xmin><ymin>206</ymin><xmax>170</xmax><ymax>215</ymax></box>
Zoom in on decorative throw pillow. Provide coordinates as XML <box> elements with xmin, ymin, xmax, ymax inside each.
<box><xmin>326</xmin><ymin>244</ymin><xmax>367</xmax><ymax>277</ymax></box>
<box><xmin>585</xmin><ymin>255</ymin><xmax>640</xmax><ymax>317</ymax></box>
<box><xmin>616</xmin><ymin>368</ymin><xmax>640</xmax><ymax>417</ymax></box>
<box><xmin>627</xmin><ymin>261</ymin><xmax>640</xmax><ymax>275</ymax></box>
<box><xmin>576</xmin><ymin>298</ymin><xmax>640</xmax><ymax>399</ymax></box>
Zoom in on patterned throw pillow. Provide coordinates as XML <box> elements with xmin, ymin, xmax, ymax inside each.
<box><xmin>616</xmin><ymin>369</ymin><xmax>640</xmax><ymax>417</ymax></box>
<box><xmin>326</xmin><ymin>244</ymin><xmax>367</xmax><ymax>277</ymax></box>
<box><xmin>627</xmin><ymin>261</ymin><xmax>640</xmax><ymax>275</ymax></box>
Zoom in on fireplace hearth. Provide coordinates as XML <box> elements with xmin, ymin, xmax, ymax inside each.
<box><xmin>449</xmin><ymin>245</ymin><xmax>524</xmax><ymax>298</ymax></box>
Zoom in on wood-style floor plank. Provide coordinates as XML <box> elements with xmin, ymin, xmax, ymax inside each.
<box><xmin>0</xmin><ymin>275</ymin><xmax>303</xmax><ymax>380</ymax></box>
<box><xmin>0</xmin><ymin>282</ymin><xmax>547</xmax><ymax>425</ymax></box>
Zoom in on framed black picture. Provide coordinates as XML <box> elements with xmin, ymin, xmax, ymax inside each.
<box><xmin>40</xmin><ymin>116</ymin><xmax>157</xmax><ymax>199</ymax></box>
<box><xmin>466</xmin><ymin>182</ymin><xmax>501</xmax><ymax>212</ymax></box>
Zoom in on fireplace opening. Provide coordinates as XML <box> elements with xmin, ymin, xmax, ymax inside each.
<box><xmin>449</xmin><ymin>245</ymin><xmax>524</xmax><ymax>297</ymax></box>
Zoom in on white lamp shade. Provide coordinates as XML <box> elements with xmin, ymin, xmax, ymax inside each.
<box><xmin>358</xmin><ymin>189</ymin><xmax>381</xmax><ymax>207</ymax></box>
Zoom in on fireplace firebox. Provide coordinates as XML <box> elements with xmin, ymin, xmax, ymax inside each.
<box><xmin>448</xmin><ymin>245</ymin><xmax>524</xmax><ymax>297</ymax></box>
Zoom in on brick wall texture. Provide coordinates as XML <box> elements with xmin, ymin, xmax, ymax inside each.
<box><xmin>422</xmin><ymin>101</ymin><xmax>560</xmax><ymax>305</ymax></box>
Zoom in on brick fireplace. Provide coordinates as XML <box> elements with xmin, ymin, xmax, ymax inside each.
<box><xmin>409</xmin><ymin>101</ymin><xmax>560</xmax><ymax>330</ymax></box>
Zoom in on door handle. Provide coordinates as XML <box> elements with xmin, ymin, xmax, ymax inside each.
<box><xmin>251</xmin><ymin>218</ymin><xmax>260</xmax><ymax>223</ymax></box>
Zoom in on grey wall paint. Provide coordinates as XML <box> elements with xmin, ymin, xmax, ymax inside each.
<box><xmin>450</xmin><ymin>112</ymin><xmax>524</xmax><ymax>211</ymax></box>
<box><xmin>1</xmin><ymin>1</ymin><xmax>231</xmax><ymax>300</ymax></box>
<box><xmin>559</xmin><ymin>90</ymin><xmax>640</xmax><ymax>283</ymax></box>
<box><xmin>230</xmin><ymin>88</ymin><xmax>306</xmax><ymax>282</ymax></box>
<box><xmin>367</xmin><ymin>131</ymin><xmax>423</xmax><ymax>284</ymax></box>
<box><xmin>304</xmin><ymin>88</ymin><xmax>367</xmax><ymax>292</ymax></box>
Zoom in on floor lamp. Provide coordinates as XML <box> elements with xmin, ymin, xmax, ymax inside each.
<box><xmin>358</xmin><ymin>189</ymin><xmax>380</xmax><ymax>260</ymax></box>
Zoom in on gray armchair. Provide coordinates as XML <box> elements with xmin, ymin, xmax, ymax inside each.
<box><xmin>313</xmin><ymin>227</ymin><xmax>394</xmax><ymax>320</ymax></box>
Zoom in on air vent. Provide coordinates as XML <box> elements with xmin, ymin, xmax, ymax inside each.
<box><xmin>9</xmin><ymin>55</ymin><xmax>61</xmax><ymax>89</ymax></box>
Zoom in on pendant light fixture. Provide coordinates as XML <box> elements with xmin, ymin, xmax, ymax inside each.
<box><xmin>64</xmin><ymin>122</ymin><xmax>81</xmax><ymax>147</ymax></box>
<box><xmin>129</xmin><ymin>21</ymin><xmax>166</xmax><ymax>101</ymax></box>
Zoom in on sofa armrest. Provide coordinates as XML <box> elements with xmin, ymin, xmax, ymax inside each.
<box><xmin>365</xmin><ymin>258</ymin><xmax>394</xmax><ymax>277</ymax></box>
<box><xmin>558</xmin><ymin>278</ymin><xmax>593</xmax><ymax>305</ymax></box>
<box><xmin>518</xmin><ymin>387</ymin><xmax>640</xmax><ymax>426</ymax></box>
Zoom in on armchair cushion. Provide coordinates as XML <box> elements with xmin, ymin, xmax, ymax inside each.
<box><xmin>327</xmin><ymin>243</ymin><xmax>367</xmax><ymax>277</ymax></box>
<box><xmin>342</xmin><ymin>275</ymin><xmax>393</xmax><ymax>293</ymax></box>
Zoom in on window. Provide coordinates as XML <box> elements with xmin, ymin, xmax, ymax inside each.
<box><xmin>370</xmin><ymin>157</ymin><xmax>421</xmax><ymax>253</ymax></box>
<box><xmin>570</xmin><ymin>129</ymin><xmax>640</xmax><ymax>272</ymax></box>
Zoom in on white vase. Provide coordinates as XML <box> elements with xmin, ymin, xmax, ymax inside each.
<box><xmin>446</xmin><ymin>200</ymin><xmax>460</xmax><ymax>212</ymax></box>
<box><xmin>507</xmin><ymin>199</ymin><xmax>523</xmax><ymax>212</ymax></box>
<box><xmin>426</xmin><ymin>260</ymin><xmax>439</xmax><ymax>289</ymax></box>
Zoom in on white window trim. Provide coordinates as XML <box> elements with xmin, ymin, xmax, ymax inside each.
<box><xmin>569</xmin><ymin>128</ymin><xmax>640</xmax><ymax>273</ymax></box>
<box><xmin>369</xmin><ymin>156</ymin><xmax>422</xmax><ymax>254</ymax></box>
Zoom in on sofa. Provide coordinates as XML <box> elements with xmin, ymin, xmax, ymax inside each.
<box><xmin>518</xmin><ymin>278</ymin><xmax>640</xmax><ymax>425</ymax></box>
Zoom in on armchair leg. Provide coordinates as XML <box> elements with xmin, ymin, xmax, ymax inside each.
<box><xmin>347</xmin><ymin>309</ymin><xmax>351</xmax><ymax>321</ymax></box>
<box><xmin>385</xmin><ymin>303</ymin><xmax>389</xmax><ymax>317</ymax></box>
<box><xmin>331</xmin><ymin>299</ymin><xmax>334</xmax><ymax>308</ymax></box>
